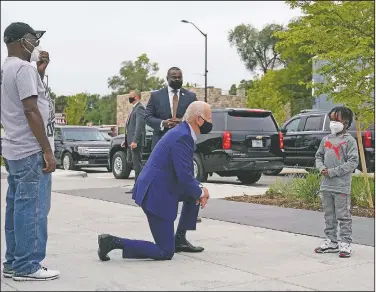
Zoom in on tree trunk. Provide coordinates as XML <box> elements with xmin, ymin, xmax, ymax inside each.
<box><xmin>355</xmin><ymin>120</ymin><xmax>373</xmax><ymax>208</ymax></box>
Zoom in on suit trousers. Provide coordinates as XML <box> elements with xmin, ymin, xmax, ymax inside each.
<box><xmin>121</xmin><ymin>199</ymin><xmax>200</xmax><ymax>260</ymax></box>
<box><xmin>128</xmin><ymin>147</ymin><xmax>143</xmax><ymax>182</ymax></box>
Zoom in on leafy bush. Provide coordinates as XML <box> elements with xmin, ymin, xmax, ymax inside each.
<box><xmin>290</xmin><ymin>172</ymin><xmax>321</xmax><ymax>204</ymax></box>
<box><xmin>268</xmin><ymin>172</ymin><xmax>375</xmax><ymax>208</ymax></box>
<box><xmin>351</xmin><ymin>176</ymin><xmax>375</xmax><ymax>208</ymax></box>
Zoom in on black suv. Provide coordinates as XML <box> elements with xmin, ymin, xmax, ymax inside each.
<box><xmin>278</xmin><ymin>109</ymin><xmax>375</xmax><ymax>173</ymax></box>
<box><xmin>54</xmin><ymin>125</ymin><xmax>111</xmax><ymax>170</ymax></box>
<box><xmin>108</xmin><ymin>108</ymin><xmax>284</xmax><ymax>184</ymax></box>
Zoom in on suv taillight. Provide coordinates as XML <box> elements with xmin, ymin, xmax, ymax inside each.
<box><xmin>279</xmin><ymin>132</ymin><xmax>284</xmax><ymax>149</ymax></box>
<box><xmin>364</xmin><ymin>130</ymin><xmax>372</xmax><ymax>148</ymax></box>
<box><xmin>222</xmin><ymin>131</ymin><xmax>232</xmax><ymax>149</ymax></box>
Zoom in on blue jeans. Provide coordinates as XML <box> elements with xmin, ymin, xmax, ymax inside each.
<box><xmin>3</xmin><ymin>152</ymin><xmax>52</xmax><ymax>276</ymax></box>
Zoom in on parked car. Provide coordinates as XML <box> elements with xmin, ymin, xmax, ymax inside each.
<box><xmin>273</xmin><ymin>109</ymin><xmax>375</xmax><ymax>175</ymax></box>
<box><xmin>54</xmin><ymin>125</ymin><xmax>111</xmax><ymax>171</ymax></box>
<box><xmin>108</xmin><ymin>108</ymin><xmax>285</xmax><ymax>184</ymax></box>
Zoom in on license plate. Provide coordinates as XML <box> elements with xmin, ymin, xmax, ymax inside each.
<box><xmin>251</xmin><ymin>140</ymin><xmax>263</xmax><ymax>148</ymax></box>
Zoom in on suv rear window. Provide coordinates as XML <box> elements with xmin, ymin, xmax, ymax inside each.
<box><xmin>226</xmin><ymin>111</ymin><xmax>278</xmax><ymax>131</ymax></box>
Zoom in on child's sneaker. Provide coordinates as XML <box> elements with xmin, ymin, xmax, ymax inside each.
<box><xmin>339</xmin><ymin>242</ymin><xmax>352</xmax><ymax>258</ymax></box>
<box><xmin>3</xmin><ymin>266</ymin><xmax>14</xmax><ymax>278</ymax></box>
<box><xmin>314</xmin><ymin>239</ymin><xmax>339</xmax><ymax>253</ymax></box>
<box><xmin>13</xmin><ymin>266</ymin><xmax>60</xmax><ymax>281</ymax></box>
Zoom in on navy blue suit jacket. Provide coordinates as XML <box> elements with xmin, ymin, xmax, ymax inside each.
<box><xmin>132</xmin><ymin>122</ymin><xmax>202</xmax><ymax>221</ymax></box>
<box><xmin>145</xmin><ymin>87</ymin><xmax>197</xmax><ymax>149</ymax></box>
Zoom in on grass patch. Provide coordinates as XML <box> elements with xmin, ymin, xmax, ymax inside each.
<box><xmin>0</xmin><ymin>156</ymin><xmax>4</xmax><ymax>166</ymax></box>
<box><xmin>225</xmin><ymin>172</ymin><xmax>375</xmax><ymax>218</ymax></box>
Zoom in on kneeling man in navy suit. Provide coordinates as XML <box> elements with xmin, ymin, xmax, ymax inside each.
<box><xmin>97</xmin><ymin>101</ymin><xmax>212</xmax><ymax>261</ymax></box>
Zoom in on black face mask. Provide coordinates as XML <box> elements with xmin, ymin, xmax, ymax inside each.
<box><xmin>128</xmin><ymin>97</ymin><xmax>135</xmax><ymax>103</ymax></box>
<box><xmin>168</xmin><ymin>79</ymin><xmax>183</xmax><ymax>90</ymax></box>
<box><xmin>199</xmin><ymin>117</ymin><xmax>213</xmax><ymax>134</ymax></box>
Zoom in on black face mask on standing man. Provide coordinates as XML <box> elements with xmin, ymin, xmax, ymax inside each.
<box><xmin>168</xmin><ymin>79</ymin><xmax>183</xmax><ymax>90</ymax></box>
<box><xmin>128</xmin><ymin>97</ymin><xmax>135</xmax><ymax>103</ymax></box>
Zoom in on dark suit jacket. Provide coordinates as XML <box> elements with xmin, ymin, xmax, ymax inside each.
<box><xmin>126</xmin><ymin>102</ymin><xmax>146</xmax><ymax>146</ymax></box>
<box><xmin>145</xmin><ymin>87</ymin><xmax>197</xmax><ymax>149</ymax></box>
<box><xmin>132</xmin><ymin>122</ymin><xmax>202</xmax><ymax>221</ymax></box>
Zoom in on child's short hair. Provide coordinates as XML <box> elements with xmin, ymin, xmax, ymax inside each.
<box><xmin>328</xmin><ymin>106</ymin><xmax>354</xmax><ymax>129</ymax></box>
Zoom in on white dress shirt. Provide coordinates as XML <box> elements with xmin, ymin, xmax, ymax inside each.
<box><xmin>160</xmin><ymin>86</ymin><xmax>181</xmax><ymax>130</ymax></box>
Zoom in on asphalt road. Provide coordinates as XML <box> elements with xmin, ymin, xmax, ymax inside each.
<box><xmin>79</xmin><ymin>167</ymin><xmax>294</xmax><ymax>187</ymax></box>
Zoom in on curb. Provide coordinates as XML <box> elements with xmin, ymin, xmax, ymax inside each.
<box><xmin>1</xmin><ymin>166</ymin><xmax>87</xmax><ymax>178</ymax></box>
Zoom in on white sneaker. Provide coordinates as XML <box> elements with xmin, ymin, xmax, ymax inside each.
<box><xmin>339</xmin><ymin>242</ymin><xmax>352</xmax><ymax>258</ymax></box>
<box><xmin>13</xmin><ymin>267</ymin><xmax>60</xmax><ymax>281</ymax></box>
<box><xmin>314</xmin><ymin>239</ymin><xmax>339</xmax><ymax>253</ymax></box>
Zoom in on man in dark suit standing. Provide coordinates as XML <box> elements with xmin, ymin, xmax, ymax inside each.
<box><xmin>145</xmin><ymin>67</ymin><xmax>197</xmax><ymax>150</ymax></box>
<box><xmin>121</xmin><ymin>90</ymin><xmax>146</xmax><ymax>193</ymax></box>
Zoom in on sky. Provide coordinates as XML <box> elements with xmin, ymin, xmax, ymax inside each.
<box><xmin>1</xmin><ymin>1</ymin><xmax>302</xmax><ymax>96</ymax></box>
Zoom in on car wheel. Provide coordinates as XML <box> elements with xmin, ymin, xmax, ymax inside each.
<box><xmin>112</xmin><ymin>151</ymin><xmax>132</xmax><ymax>179</ymax></box>
<box><xmin>237</xmin><ymin>171</ymin><xmax>262</xmax><ymax>185</ymax></box>
<box><xmin>62</xmin><ymin>152</ymin><xmax>75</xmax><ymax>171</ymax></box>
<box><xmin>193</xmin><ymin>153</ymin><xmax>208</xmax><ymax>182</ymax></box>
<box><xmin>263</xmin><ymin>168</ymin><xmax>283</xmax><ymax>176</ymax></box>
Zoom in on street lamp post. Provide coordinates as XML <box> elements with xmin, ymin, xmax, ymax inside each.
<box><xmin>181</xmin><ymin>20</ymin><xmax>208</xmax><ymax>102</ymax></box>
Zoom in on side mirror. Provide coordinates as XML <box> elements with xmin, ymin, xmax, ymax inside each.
<box><xmin>280</xmin><ymin>128</ymin><xmax>287</xmax><ymax>134</ymax></box>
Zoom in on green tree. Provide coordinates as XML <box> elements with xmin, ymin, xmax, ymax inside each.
<box><xmin>228</xmin><ymin>23</ymin><xmax>284</xmax><ymax>73</ymax></box>
<box><xmin>276</xmin><ymin>0</ymin><xmax>375</xmax><ymax>207</ymax></box>
<box><xmin>84</xmin><ymin>94</ymin><xmax>101</xmax><ymax>124</ymax></box>
<box><xmin>246</xmin><ymin>34</ymin><xmax>314</xmax><ymax>122</ymax></box>
<box><xmin>64</xmin><ymin>93</ymin><xmax>88</xmax><ymax>125</ymax></box>
<box><xmin>185</xmin><ymin>82</ymin><xmax>191</xmax><ymax>87</ymax></box>
<box><xmin>275</xmin><ymin>0</ymin><xmax>374</xmax><ymax>128</ymax></box>
<box><xmin>108</xmin><ymin>53</ymin><xmax>165</xmax><ymax>94</ymax></box>
<box><xmin>229</xmin><ymin>84</ymin><xmax>237</xmax><ymax>95</ymax></box>
<box><xmin>97</xmin><ymin>93</ymin><xmax>117</xmax><ymax>125</ymax></box>
<box><xmin>247</xmin><ymin>71</ymin><xmax>290</xmax><ymax>124</ymax></box>
<box><xmin>238</xmin><ymin>79</ymin><xmax>254</xmax><ymax>91</ymax></box>
<box><xmin>55</xmin><ymin>95</ymin><xmax>68</xmax><ymax>113</ymax></box>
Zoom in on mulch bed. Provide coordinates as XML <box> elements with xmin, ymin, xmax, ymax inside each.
<box><xmin>223</xmin><ymin>194</ymin><xmax>375</xmax><ymax>218</ymax></box>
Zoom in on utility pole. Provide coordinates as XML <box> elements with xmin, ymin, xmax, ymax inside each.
<box><xmin>181</xmin><ymin>20</ymin><xmax>208</xmax><ymax>102</ymax></box>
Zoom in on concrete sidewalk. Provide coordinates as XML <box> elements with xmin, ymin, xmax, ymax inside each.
<box><xmin>1</xmin><ymin>192</ymin><xmax>374</xmax><ymax>291</ymax></box>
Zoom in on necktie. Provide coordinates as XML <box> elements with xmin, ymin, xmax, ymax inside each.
<box><xmin>172</xmin><ymin>90</ymin><xmax>178</xmax><ymax>118</ymax></box>
<box><xmin>126</xmin><ymin>107</ymin><xmax>134</xmax><ymax>125</ymax></box>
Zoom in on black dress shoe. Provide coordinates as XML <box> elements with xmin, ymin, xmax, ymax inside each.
<box><xmin>175</xmin><ymin>237</ymin><xmax>204</xmax><ymax>253</ymax></box>
<box><xmin>97</xmin><ymin>234</ymin><xmax>123</xmax><ymax>261</ymax></box>
<box><xmin>124</xmin><ymin>188</ymin><xmax>134</xmax><ymax>194</ymax></box>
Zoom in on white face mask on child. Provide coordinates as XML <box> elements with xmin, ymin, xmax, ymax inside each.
<box><xmin>329</xmin><ymin>121</ymin><xmax>344</xmax><ymax>135</ymax></box>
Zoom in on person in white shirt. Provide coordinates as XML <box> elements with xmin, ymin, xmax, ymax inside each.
<box><xmin>1</xmin><ymin>22</ymin><xmax>59</xmax><ymax>281</ymax></box>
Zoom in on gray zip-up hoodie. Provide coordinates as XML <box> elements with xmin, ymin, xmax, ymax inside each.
<box><xmin>315</xmin><ymin>133</ymin><xmax>359</xmax><ymax>195</ymax></box>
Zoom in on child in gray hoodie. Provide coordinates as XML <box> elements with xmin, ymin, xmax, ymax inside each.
<box><xmin>315</xmin><ymin>106</ymin><xmax>359</xmax><ymax>258</ymax></box>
